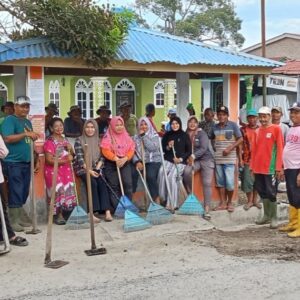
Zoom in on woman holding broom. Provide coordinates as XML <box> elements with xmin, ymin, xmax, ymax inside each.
<box><xmin>183</xmin><ymin>116</ymin><xmax>214</xmax><ymax>220</ymax></box>
<box><xmin>73</xmin><ymin>119</ymin><xmax>113</xmax><ymax>222</ymax></box>
<box><xmin>133</xmin><ymin>117</ymin><xmax>162</xmax><ymax>205</ymax></box>
<box><xmin>44</xmin><ymin>117</ymin><xmax>77</xmax><ymax>225</ymax></box>
<box><xmin>158</xmin><ymin>116</ymin><xmax>191</xmax><ymax>210</ymax></box>
<box><xmin>100</xmin><ymin>116</ymin><xmax>135</xmax><ymax>211</ymax></box>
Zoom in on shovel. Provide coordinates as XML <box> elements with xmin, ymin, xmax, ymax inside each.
<box><xmin>84</xmin><ymin>144</ymin><xmax>106</xmax><ymax>256</ymax></box>
<box><xmin>26</xmin><ymin>141</ymin><xmax>41</xmax><ymax>235</ymax></box>
<box><xmin>44</xmin><ymin>149</ymin><xmax>69</xmax><ymax>269</ymax></box>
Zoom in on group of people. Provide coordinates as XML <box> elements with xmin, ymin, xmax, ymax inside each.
<box><xmin>2</xmin><ymin>94</ymin><xmax>300</xmax><ymax>250</ymax></box>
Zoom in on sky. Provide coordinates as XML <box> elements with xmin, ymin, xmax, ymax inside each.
<box><xmin>99</xmin><ymin>0</ymin><xmax>300</xmax><ymax>49</ymax></box>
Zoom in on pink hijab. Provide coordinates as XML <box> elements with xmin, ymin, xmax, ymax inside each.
<box><xmin>101</xmin><ymin>116</ymin><xmax>135</xmax><ymax>157</ymax></box>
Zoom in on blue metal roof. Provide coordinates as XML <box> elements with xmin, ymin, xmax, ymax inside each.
<box><xmin>0</xmin><ymin>27</ymin><xmax>281</xmax><ymax>68</ymax></box>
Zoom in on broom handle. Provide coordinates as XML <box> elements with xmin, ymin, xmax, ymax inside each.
<box><xmin>136</xmin><ymin>169</ymin><xmax>154</xmax><ymax>204</ymax></box>
<box><xmin>44</xmin><ymin>149</ymin><xmax>59</xmax><ymax>264</ymax></box>
<box><xmin>116</xmin><ymin>165</ymin><xmax>125</xmax><ymax>197</ymax></box>
<box><xmin>191</xmin><ymin>139</ymin><xmax>195</xmax><ymax>195</ymax></box>
<box><xmin>158</xmin><ymin>138</ymin><xmax>173</xmax><ymax>209</ymax></box>
<box><xmin>141</xmin><ymin>140</ymin><xmax>146</xmax><ymax>182</ymax></box>
<box><xmin>84</xmin><ymin>144</ymin><xmax>96</xmax><ymax>250</ymax></box>
<box><xmin>30</xmin><ymin>141</ymin><xmax>38</xmax><ymax>231</ymax></box>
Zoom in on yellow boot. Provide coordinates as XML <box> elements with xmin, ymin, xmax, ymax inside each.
<box><xmin>288</xmin><ymin>209</ymin><xmax>300</xmax><ymax>238</ymax></box>
<box><xmin>279</xmin><ymin>205</ymin><xmax>298</xmax><ymax>232</ymax></box>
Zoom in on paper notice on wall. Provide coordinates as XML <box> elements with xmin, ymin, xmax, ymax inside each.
<box><xmin>27</xmin><ymin>66</ymin><xmax>45</xmax><ymax>115</ymax></box>
<box><xmin>27</xmin><ymin>66</ymin><xmax>45</xmax><ymax>153</ymax></box>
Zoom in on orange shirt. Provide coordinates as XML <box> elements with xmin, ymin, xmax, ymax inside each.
<box><xmin>250</xmin><ymin>124</ymin><xmax>283</xmax><ymax>175</ymax></box>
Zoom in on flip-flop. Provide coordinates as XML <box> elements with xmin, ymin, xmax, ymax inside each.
<box><xmin>203</xmin><ymin>213</ymin><xmax>211</xmax><ymax>220</ymax></box>
<box><xmin>10</xmin><ymin>236</ymin><xmax>28</xmax><ymax>247</ymax></box>
<box><xmin>243</xmin><ymin>203</ymin><xmax>253</xmax><ymax>211</ymax></box>
<box><xmin>253</xmin><ymin>202</ymin><xmax>262</xmax><ymax>209</ymax></box>
<box><xmin>213</xmin><ymin>205</ymin><xmax>227</xmax><ymax>211</ymax></box>
<box><xmin>227</xmin><ymin>205</ymin><xmax>235</xmax><ymax>213</ymax></box>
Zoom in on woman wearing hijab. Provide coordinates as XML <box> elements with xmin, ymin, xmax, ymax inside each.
<box><xmin>100</xmin><ymin>116</ymin><xmax>135</xmax><ymax>207</ymax></box>
<box><xmin>158</xmin><ymin>116</ymin><xmax>191</xmax><ymax>210</ymax></box>
<box><xmin>183</xmin><ymin>116</ymin><xmax>215</xmax><ymax>219</ymax></box>
<box><xmin>74</xmin><ymin>119</ymin><xmax>112</xmax><ymax>222</ymax></box>
<box><xmin>133</xmin><ymin>117</ymin><xmax>161</xmax><ymax>204</ymax></box>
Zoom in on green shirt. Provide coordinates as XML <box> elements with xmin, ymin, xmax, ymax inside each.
<box><xmin>2</xmin><ymin>115</ymin><xmax>33</xmax><ymax>162</ymax></box>
<box><xmin>123</xmin><ymin>114</ymin><xmax>138</xmax><ymax>137</ymax></box>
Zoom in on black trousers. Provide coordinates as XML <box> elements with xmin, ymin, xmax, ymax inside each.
<box><xmin>0</xmin><ymin>184</ymin><xmax>14</xmax><ymax>241</ymax></box>
<box><xmin>80</xmin><ymin>175</ymin><xmax>112</xmax><ymax>212</ymax></box>
<box><xmin>254</xmin><ymin>173</ymin><xmax>277</xmax><ymax>202</ymax></box>
<box><xmin>285</xmin><ymin>169</ymin><xmax>300</xmax><ymax>209</ymax></box>
<box><xmin>103</xmin><ymin>160</ymin><xmax>133</xmax><ymax>209</ymax></box>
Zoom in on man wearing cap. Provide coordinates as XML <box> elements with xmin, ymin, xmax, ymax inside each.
<box><xmin>165</xmin><ymin>108</ymin><xmax>177</xmax><ymax>132</ymax></box>
<box><xmin>271</xmin><ymin>106</ymin><xmax>289</xmax><ymax>142</ymax></box>
<box><xmin>63</xmin><ymin>105</ymin><xmax>85</xmax><ymax>145</ymax></box>
<box><xmin>95</xmin><ymin>105</ymin><xmax>111</xmax><ymax>138</ymax></box>
<box><xmin>1</xmin><ymin>96</ymin><xmax>39</xmax><ymax>232</ymax></box>
<box><xmin>239</xmin><ymin>108</ymin><xmax>261</xmax><ymax>211</ymax></box>
<box><xmin>250</xmin><ymin>106</ymin><xmax>284</xmax><ymax>229</ymax></box>
<box><xmin>211</xmin><ymin>106</ymin><xmax>243</xmax><ymax>212</ymax></box>
<box><xmin>279</xmin><ymin>102</ymin><xmax>300</xmax><ymax>237</ymax></box>
<box><xmin>119</xmin><ymin>101</ymin><xmax>138</xmax><ymax>137</ymax></box>
<box><xmin>45</xmin><ymin>103</ymin><xmax>59</xmax><ymax>138</ymax></box>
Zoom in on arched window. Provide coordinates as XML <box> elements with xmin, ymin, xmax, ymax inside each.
<box><xmin>49</xmin><ymin>80</ymin><xmax>60</xmax><ymax>115</ymax></box>
<box><xmin>115</xmin><ymin>78</ymin><xmax>136</xmax><ymax>114</ymax></box>
<box><xmin>154</xmin><ymin>81</ymin><xmax>165</xmax><ymax>107</ymax></box>
<box><xmin>75</xmin><ymin>79</ymin><xmax>93</xmax><ymax>119</ymax></box>
<box><xmin>104</xmin><ymin>80</ymin><xmax>112</xmax><ymax>110</ymax></box>
<box><xmin>0</xmin><ymin>81</ymin><xmax>8</xmax><ymax>105</ymax></box>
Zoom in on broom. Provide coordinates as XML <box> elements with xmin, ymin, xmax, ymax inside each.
<box><xmin>136</xmin><ymin>169</ymin><xmax>173</xmax><ymax>225</ymax></box>
<box><xmin>171</xmin><ymin>146</ymin><xmax>188</xmax><ymax>208</ymax></box>
<box><xmin>65</xmin><ymin>145</ymin><xmax>90</xmax><ymax>230</ymax></box>
<box><xmin>116</xmin><ymin>166</ymin><xmax>151</xmax><ymax>232</ymax></box>
<box><xmin>177</xmin><ymin>140</ymin><xmax>204</xmax><ymax>215</ymax></box>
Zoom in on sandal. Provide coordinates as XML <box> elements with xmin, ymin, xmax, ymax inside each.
<box><xmin>243</xmin><ymin>203</ymin><xmax>253</xmax><ymax>211</ymax></box>
<box><xmin>53</xmin><ymin>215</ymin><xmax>66</xmax><ymax>225</ymax></box>
<box><xmin>203</xmin><ymin>213</ymin><xmax>211</xmax><ymax>220</ymax></box>
<box><xmin>227</xmin><ymin>204</ymin><xmax>235</xmax><ymax>213</ymax></box>
<box><xmin>213</xmin><ymin>205</ymin><xmax>227</xmax><ymax>211</ymax></box>
<box><xmin>253</xmin><ymin>202</ymin><xmax>262</xmax><ymax>209</ymax></box>
<box><xmin>10</xmin><ymin>236</ymin><xmax>28</xmax><ymax>247</ymax></box>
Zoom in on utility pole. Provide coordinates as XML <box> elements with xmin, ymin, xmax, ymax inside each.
<box><xmin>261</xmin><ymin>0</ymin><xmax>267</xmax><ymax>106</ymax></box>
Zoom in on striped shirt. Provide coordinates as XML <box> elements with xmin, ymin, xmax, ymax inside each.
<box><xmin>212</xmin><ymin>121</ymin><xmax>242</xmax><ymax>164</ymax></box>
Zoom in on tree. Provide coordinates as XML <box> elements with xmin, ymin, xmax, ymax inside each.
<box><xmin>134</xmin><ymin>0</ymin><xmax>245</xmax><ymax>48</ymax></box>
<box><xmin>0</xmin><ymin>0</ymin><xmax>134</xmax><ymax>68</ymax></box>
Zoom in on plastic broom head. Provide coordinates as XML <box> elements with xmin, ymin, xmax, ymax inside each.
<box><xmin>146</xmin><ymin>202</ymin><xmax>173</xmax><ymax>225</ymax></box>
<box><xmin>65</xmin><ymin>206</ymin><xmax>90</xmax><ymax>230</ymax></box>
<box><xmin>123</xmin><ymin>210</ymin><xmax>152</xmax><ymax>233</ymax></box>
<box><xmin>114</xmin><ymin>195</ymin><xmax>139</xmax><ymax>219</ymax></box>
<box><xmin>177</xmin><ymin>194</ymin><xmax>204</xmax><ymax>215</ymax></box>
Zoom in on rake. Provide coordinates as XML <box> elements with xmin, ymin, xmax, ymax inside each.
<box><xmin>65</xmin><ymin>148</ymin><xmax>90</xmax><ymax>230</ymax></box>
<box><xmin>137</xmin><ymin>169</ymin><xmax>173</xmax><ymax>225</ymax></box>
<box><xmin>177</xmin><ymin>141</ymin><xmax>204</xmax><ymax>215</ymax></box>
<box><xmin>116</xmin><ymin>166</ymin><xmax>151</xmax><ymax>232</ymax></box>
<box><xmin>171</xmin><ymin>146</ymin><xmax>188</xmax><ymax>208</ymax></box>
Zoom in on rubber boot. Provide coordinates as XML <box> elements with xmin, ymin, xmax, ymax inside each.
<box><xmin>255</xmin><ymin>198</ymin><xmax>270</xmax><ymax>225</ymax></box>
<box><xmin>279</xmin><ymin>205</ymin><xmax>298</xmax><ymax>232</ymax></box>
<box><xmin>19</xmin><ymin>207</ymin><xmax>32</xmax><ymax>227</ymax></box>
<box><xmin>288</xmin><ymin>209</ymin><xmax>300</xmax><ymax>238</ymax></box>
<box><xmin>8</xmin><ymin>208</ymin><xmax>24</xmax><ymax>232</ymax></box>
<box><xmin>269</xmin><ymin>201</ymin><xmax>278</xmax><ymax>229</ymax></box>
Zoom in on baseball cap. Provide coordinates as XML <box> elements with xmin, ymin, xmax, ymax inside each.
<box><xmin>258</xmin><ymin>106</ymin><xmax>271</xmax><ymax>115</ymax></box>
<box><xmin>217</xmin><ymin>106</ymin><xmax>229</xmax><ymax>114</ymax></box>
<box><xmin>247</xmin><ymin>108</ymin><xmax>258</xmax><ymax>117</ymax></box>
<box><xmin>15</xmin><ymin>96</ymin><xmax>30</xmax><ymax>105</ymax></box>
<box><xmin>271</xmin><ymin>106</ymin><xmax>282</xmax><ymax>113</ymax></box>
<box><xmin>168</xmin><ymin>108</ymin><xmax>176</xmax><ymax>115</ymax></box>
<box><xmin>289</xmin><ymin>102</ymin><xmax>300</xmax><ymax>111</ymax></box>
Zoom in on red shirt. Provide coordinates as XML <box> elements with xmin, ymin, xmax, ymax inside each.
<box><xmin>241</xmin><ymin>125</ymin><xmax>258</xmax><ymax>164</ymax></box>
<box><xmin>250</xmin><ymin>124</ymin><xmax>283</xmax><ymax>175</ymax></box>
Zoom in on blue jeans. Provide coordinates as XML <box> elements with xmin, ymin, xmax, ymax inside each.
<box><xmin>2</xmin><ymin>162</ymin><xmax>31</xmax><ymax>208</ymax></box>
<box><xmin>215</xmin><ymin>164</ymin><xmax>235</xmax><ymax>191</ymax></box>
<box><xmin>146</xmin><ymin>162</ymin><xmax>161</xmax><ymax>200</ymax></box>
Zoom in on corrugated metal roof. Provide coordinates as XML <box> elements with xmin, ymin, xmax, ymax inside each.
<box><xmin>0</xmin><ymin>27</ymin><xmax>282</xmax><ymax>68</ymax></box>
